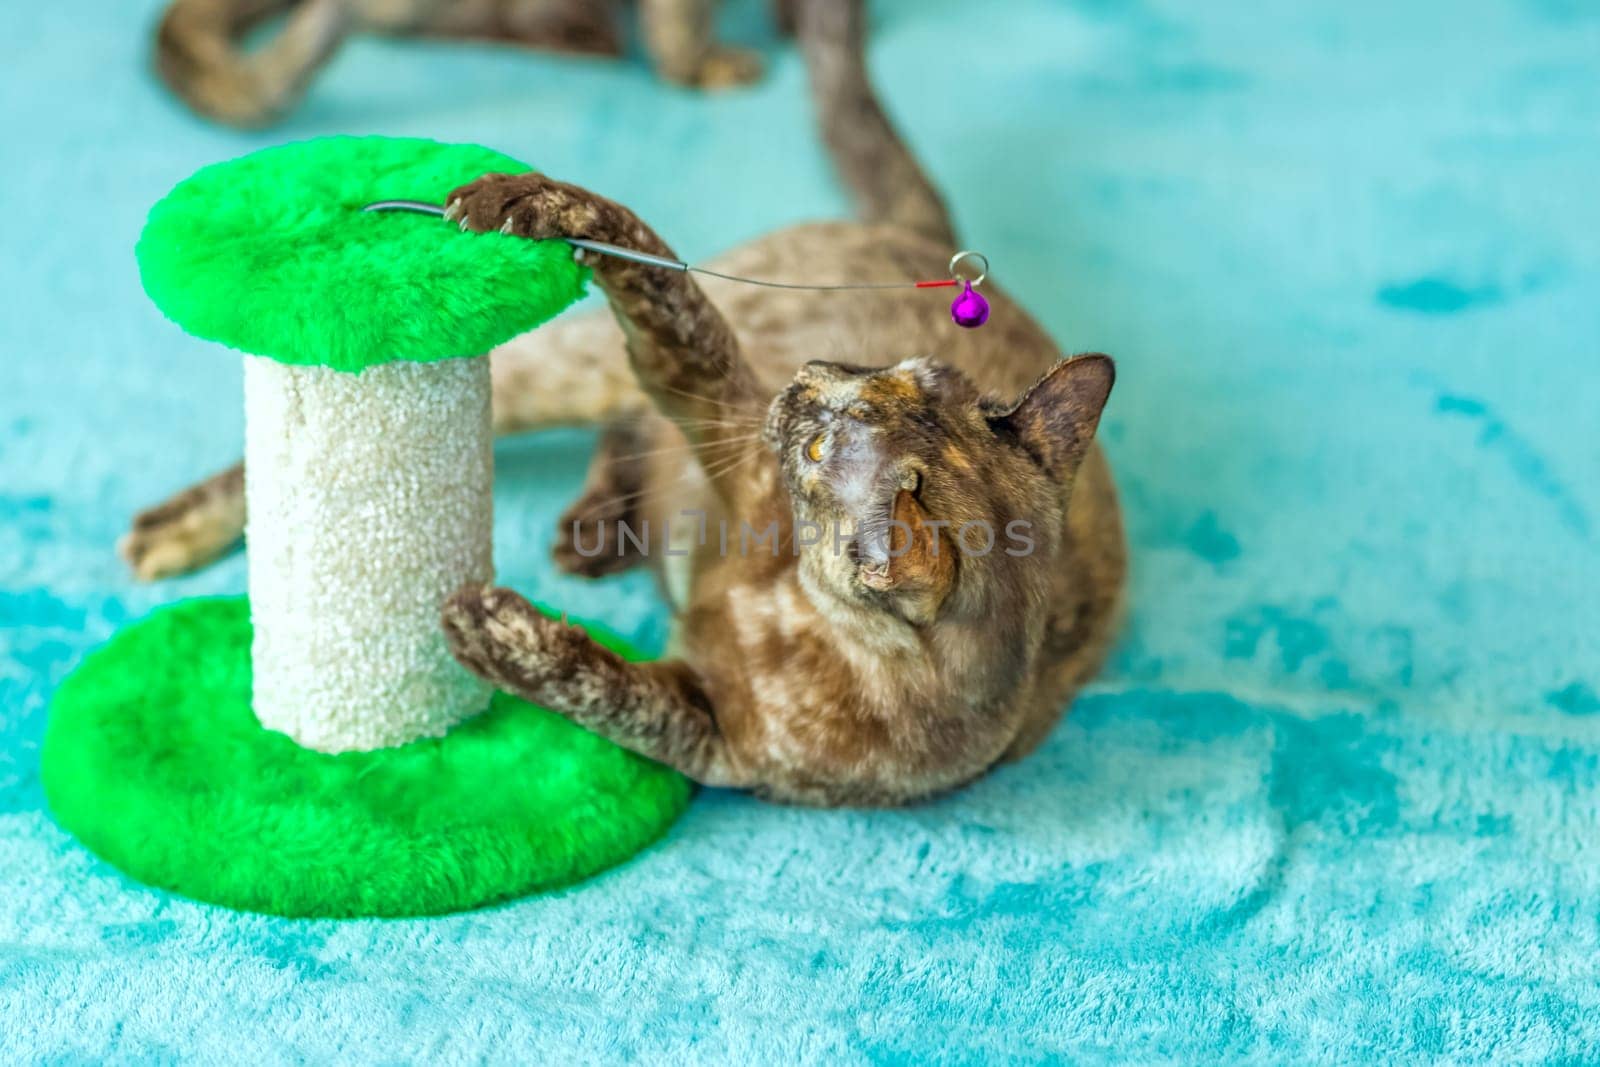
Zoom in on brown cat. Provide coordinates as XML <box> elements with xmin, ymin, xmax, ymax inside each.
<box><xmin>124</xmin><ymin>0</ymin><xmax>1126</xmax><ymax>806</ymax></box>
<box><xmin>156</xmin><ymin>0</ymin><xmax>791</xmax><ymax>126</ymax></box>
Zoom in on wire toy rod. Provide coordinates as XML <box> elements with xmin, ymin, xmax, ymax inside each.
<box><xmin>361</xmin><ymin>199</ymin><xmax>986</xmax><ymax>293</ymax></box>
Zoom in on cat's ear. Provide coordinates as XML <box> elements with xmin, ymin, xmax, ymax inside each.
<box><xmin>861</xmin><ymin>489</ymin><xmax>955</xmax><ymax>624</ymax></box>
<box><xmin>990</xmin><ymin>354</ymin><xmax>1115</xmax><ymax>477</ymax></box>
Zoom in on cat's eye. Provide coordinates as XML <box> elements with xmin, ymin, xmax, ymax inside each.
<box><xmin>805</xmin><ymin>433</ymin><xmax>828</xmax><ymax>463</ymax></box>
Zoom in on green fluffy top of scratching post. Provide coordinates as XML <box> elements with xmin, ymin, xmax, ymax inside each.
<box><xmin>136</xmin><ymin>136</ymin><xmax>589</xmax><ymax>373</ymax></box>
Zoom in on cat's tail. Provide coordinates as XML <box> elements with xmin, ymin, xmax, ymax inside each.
<box><xmin>794</xmin><ymin>0</ymin><xmax>957</xmax><ymax>248</ymax></box>
<box><xmin>154</xmin><ymin>0</ymin><xmax>349</xmax><ymax>127</ymax></box>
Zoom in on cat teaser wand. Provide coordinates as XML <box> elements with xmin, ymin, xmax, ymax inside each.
<box><xmin>363</xmin><ymin>199</ymin><xmax>993</xmax><ymax>328</ymax></box>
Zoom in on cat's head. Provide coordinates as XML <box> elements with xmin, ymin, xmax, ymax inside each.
<box><xmin>762</xmin><ymin>354</ymin><xmax>1114</xmax><ymax>625</ymax></box>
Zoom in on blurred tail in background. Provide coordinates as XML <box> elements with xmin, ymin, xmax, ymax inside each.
<box><xmin>794</xmin><ymin>0</ymin><xmax>957</xmax><ymax>247</ymax></box>
<box><xmin>155</xmin><ymin>0</ymin><xmax>349</xmax><ymax>127</ymax></box>
<box><xmin>154</xmin><ymin>0</ymin><xmax>774</xmax><ymax>128</ymax></box>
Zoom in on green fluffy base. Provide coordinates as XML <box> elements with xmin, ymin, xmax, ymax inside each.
<box><xmin>42</xmin><ymin>597</ymin><xmax>691</xmax><ymax>918</ymax></box>
<box><xmin>137</xmin><ymin>136</ymin><xmax>590</xmax><ymax>372</ymax></box>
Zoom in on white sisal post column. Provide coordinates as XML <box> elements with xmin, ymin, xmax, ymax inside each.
<box><xmin>244</xmin><ymin>354</ymin><xmax>495</xmax><ymax>752</ymax></box>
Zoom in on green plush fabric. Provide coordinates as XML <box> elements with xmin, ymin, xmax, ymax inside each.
<box><xmin>41</xmin><ymin>597</ymin><xmax>691</xmax><ymax>918</ymax></box>
<box><xmin>136</xmin><ymin>136</ymin><xmax>589</xmax><ymax>373</ymax></box>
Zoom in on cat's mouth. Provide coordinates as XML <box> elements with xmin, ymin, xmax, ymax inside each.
<box><xmin>849</xmin><ymin>464</ymin><xmax>922</xmax><ymax>585</ymax></box>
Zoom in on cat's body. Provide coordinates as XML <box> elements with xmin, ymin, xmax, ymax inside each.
<box><xmin>471</xmin><ymin>220</ymin><xmax>1125</xmax><ymax>804</ymax></box>
<box><xmin>157</xmin><ymin>0</ymin><xmax>782</xmax><ymax>126</ymax></box>
<box><xmin>125</xmin><ymin>0</ymin><xmax>1126</xmax><ymax>806</ymax></box>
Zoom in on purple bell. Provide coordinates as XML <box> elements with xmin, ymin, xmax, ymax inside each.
<box><xmin>950</xmin><ymin>281</ymin><xmax>990</xmax><ymax>328</ymax></box>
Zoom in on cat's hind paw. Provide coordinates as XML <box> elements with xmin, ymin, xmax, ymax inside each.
<box><xmin>118</xmin><ymin>466</ymin><xmax>246</xmax><ymax>581</ymax></box>
<box><xmin>688</xmin><ymin>47</ymin><xmax>764</xmax><ymax>90</ymax></box>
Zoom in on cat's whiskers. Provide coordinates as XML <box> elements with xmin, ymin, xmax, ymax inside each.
<box><xmin>567</xmin><ymin>434</ymin><xmax>764</xmax><ymax>517</ymax></box>
<box><xmin>697</xmin><ymin>441</ymin><xmax>762</xmax><ymax>484</ymax></box>
<box><xmin>656</xmin><ymin>380</ymin><xmax>764</xmax><ymax>417</ymax></box>
<box><xmin>619</xmin><ymin>405</ymin><xmax>765</xmax><ymax>431</ymax></box>
<box><xmin>570</xmin><ymin>467</ymin><xmax>718</xmax><ymax>519</ymax></box>
<box><xmin>606</xmin><ymin>432</ymin><xmax>762</xmax><ymax>467</ymax></box>
<box><xmin>672</xmin><ymin>405</ymin><xmax>761</xmax><ymax>431</ymax></box>
<box><xmin>632</xmin><ymin>420</ymin><xmax>763</xmax><ymax>439</ymax></box>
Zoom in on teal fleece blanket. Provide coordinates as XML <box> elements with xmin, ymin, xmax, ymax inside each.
<box><xmin>2</xmin><ymin>0</ymin><xmax>1596</xmax><ymax>1061</ymax></box>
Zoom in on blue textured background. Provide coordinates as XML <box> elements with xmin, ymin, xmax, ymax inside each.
<box><xmin>3</xmin><ymin>0</ymin><xmax>1597</xmax><ymax>1061</ymax></box>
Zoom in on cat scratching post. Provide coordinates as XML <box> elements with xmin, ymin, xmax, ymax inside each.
<box><xmin>40</xmin><ymin>137</ymin><xmax>690</xmax><ymax>917</ymax></box>
<box><xmin>244</xmin><ymin>339</ymin><xmax>495</xmax><ymax>750</ymax></box>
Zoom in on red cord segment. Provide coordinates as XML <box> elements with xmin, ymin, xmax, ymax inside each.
<box><xmin>915</xmin><ymin>279</ymin><xmax>959</xmax><ymax>289</ymax></box>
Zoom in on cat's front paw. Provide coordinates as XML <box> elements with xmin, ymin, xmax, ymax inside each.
<box><xmin>443</xmin><ymin>173</ymin><xmax>603</xmax><ymax>243</ymax></box>
<box><xmin>441</xmin><ymin>584</ymin><xmax>596</xmax><ymax>703</ymax></box>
